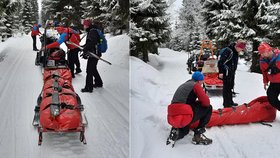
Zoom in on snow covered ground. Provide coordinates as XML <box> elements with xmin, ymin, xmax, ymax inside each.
<box><xmin>131</xmin><ymin>48</ymin><xmax>280</xmax><ymax>158</ymax></box>
<box><xmin>0</xmin><ymin>33</ymin><xmax>129</xmax><ymax>158</ymax></box>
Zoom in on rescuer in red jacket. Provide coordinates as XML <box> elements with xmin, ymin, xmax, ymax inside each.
<box><xmin>167</xmin><ymin>71</ymin><xmax>213</xmax><ymax>146</ymax></box>
<box><xmin>43</xmin><ymin>26</ymin><xmax>81</xmax><ymax>78</ymax></box>
<box><xmin>259</xmin><ymin>42</ymin><xmax>280</xmax><ymax>111</ymax></box>
<box><xmin>31</xmin><ymin>24</ymin><xmax>42</xmax><ymax>51</ymax></box>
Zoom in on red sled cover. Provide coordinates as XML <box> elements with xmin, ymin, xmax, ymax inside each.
<box><xmin>39</xmin><ymin>93</ymin><xmax>81</xmax><ymax>131</ymax></box>
<box><xmin>204</xmin><ymin>73</ymin><xmax>223</xmax><ymax>85</ymax></box>
<box><xmin>43</xmin><ymin>68</ymin><xmax>72</xmax><ymax>82</ymax></box>
<box><xmin>190</xmin><ymin>96</ymin><xmax>276</xmax><ymax>129</ymax></box>
<box><xmin>167</xmin><ymin>103</ymin><xmax>193</xmax><ymax>128</ymax></box>
<box><xmin>42</xmin><ymin>77</ymin><xmax>74</xmax><ymax>92</ymax></box>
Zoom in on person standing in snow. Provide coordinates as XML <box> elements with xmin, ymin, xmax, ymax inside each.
<box><xmin>31</xmin><ymin>24</ymin><xmax>42</xmax><ymax>51</ymax></box>
<box><xmin>218</xmin><ymin>39</ymin><xmax>247</xmax><ymax>107</ymax></box>
<box><xmin>167</xmin><ymin>71</ymin><xmax>213</xmax><ymax>145</ymax></box>
<box><xmin>42</xmin><ymin>26</ymin><xmax>81</xmax><ymax>78</ymax></box>
<box><xmin>80</xmin><ymin>19</ymin><xmax>103</xmax><ymax>93</ymax></box>
<box><xmin>258</xmin><ymin>42</ymin><xmax>280</xmax><ymax>111</ymax></box>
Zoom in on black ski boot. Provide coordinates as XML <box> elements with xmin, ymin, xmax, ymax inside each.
<box><xmin>166</xmin><ymin>128</ymin><xmax>179</xmax><ymax>147</ymax></box>
<box><xmin>75</xmin><ymin>68</ymin><xmax>82</xmax><ymax>74</ymax></box>
<box><xmin>166</xmin><ymin>127</ymin><xmax>189</xmax><ymax>147</ymax></box>
<box><xmin>192</xmin><ymin>128</ymin><xmax>212</xmax><ymax>145</ymax></box>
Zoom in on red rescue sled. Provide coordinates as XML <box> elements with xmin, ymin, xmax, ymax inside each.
<box><xmin>190</xmin><ymin>96</ymin><xmax>276</xmax><ymax>128</ymax></box>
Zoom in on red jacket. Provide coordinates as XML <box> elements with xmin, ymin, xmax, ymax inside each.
<box><xmin>193</xmin><ymin>82</ymin><xmax>210</xmax><ymax>106</ymax></box>
<box><xmin>171</xmin><ymin>80</ymin><xmax>210</xmax><ymax>107</ymax></box>
<box><xmin>260</xmin><ymin>50</ymin><xmax>280</xmax><ymax>84</ymax></box>
<box><xmin>46</xmin><ymin>28</ymin><xmax>80</xmax><ymax>50</ymax></box>
<box><xmin>31</xmin><ymin>24</ymin><xmax>41</xmax><ymax>36</ymax></box>
<box><xmin>65</xmin><ymin>28</ymin><xmax>80</xmax><ymax>50</ymax></box>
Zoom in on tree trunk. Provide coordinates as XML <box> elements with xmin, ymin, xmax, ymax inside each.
<box><xmin>250</xmin><ymin>40</ymin><xmax>261</xmax><ymax>73</ymax></box>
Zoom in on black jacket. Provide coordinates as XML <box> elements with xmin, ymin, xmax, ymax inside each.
<box><xmin>218</xmin><ymin>43</ymin><xmax>239</xmax><ymax>78</ymax></box>
<box><xmin>83</xmin><ymin>25</ymin><xmax>100</xmax><ymax>56</ymax></box>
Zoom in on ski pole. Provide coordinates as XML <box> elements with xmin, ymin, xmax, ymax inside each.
<box><xmin>65</xmin><ymin>41</ymin><xmax>112</xmax><ymax>65</ymax></box>
<box><xmin>80</xmin><ymin>33</ymin><xmax>87</xmax><ymax>41</ymax></box>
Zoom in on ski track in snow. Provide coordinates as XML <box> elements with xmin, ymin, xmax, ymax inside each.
<box><xmin>0</xmin><ymin>35</ymin><xmax>128</xmax><ymax>158</ymax></box>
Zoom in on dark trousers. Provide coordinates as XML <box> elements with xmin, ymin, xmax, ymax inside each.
<box><xmin>223</xmin><ymin>77</ymin><xmax>234</xmax><ymax>107</ymax></box>
<box><xmin>267</xmin><ymin>83</ymin><xmax>280</xmax><ymax>111</ymax></box>
<box><xmin>85</xmin><ymin>57</ymin><xmax>103</xmax><ymax>90</ymax></box>
<box><xmin>68</xmin><ymin>48</ymin><xmax>81</xmax><ymax>75</ymax></box>
<box><xmin>178</xmin><ymin>103</ymin><xmax>212</xmax><ymax>137</ymax></box>
<box><xmin>32</xmin><ymin>35</ymin><xmax>37</xmax><ymax>50</ymax></box>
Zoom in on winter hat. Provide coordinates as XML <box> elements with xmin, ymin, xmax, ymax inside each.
<box><xmin>258</xmin><ymin>42</ymin><xmax>273</xmax><ymax>54</ymax></box>
<box><xmin>235</xmin><ymin>39</ymin><xmax>247</xmax><ymax>50</ymax></box>
<box><xmin>38</xmin><ymin>24</ymin><xmax>42</xmax><ymax>27</ymax></box>
<box><xmin>83</xmin><ymin>19</ymin><xmax>92</xmax><ymax>27</ymax></box>
<box><xmin>192</xmin><ymin>71</ymin><xmax>204</xmax><ymax>81</ymax></box>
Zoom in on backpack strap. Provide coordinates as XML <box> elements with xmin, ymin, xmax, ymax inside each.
<box><xmin>266</xmin><ymin>52</ymin><xmax>280</xmax><ymax>74</ymax></box>
<box><xmin>222</xmin><ymin>47</ymin><xmax>233</xmax><ymax>65</ymax></box>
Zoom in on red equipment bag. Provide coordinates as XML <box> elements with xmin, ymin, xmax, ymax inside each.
<box><xmin>204</xmin><ymin>73</ymin><xmax>223</xmax><ymax>85</ymax></box>
<box><xmin>43</xmin><ymin>68</ymin><xmax>72</xmax><ymax>82</ymax></box>
<box><xmin>39</xmin><ymin>92</ymin><xmax>81</xmax><ymax>131</ymax></box>
<box><xmin>190</xmin><ymin>96</ymin><xmax>276</xmax><ymax>129</ymax></box>
<box><xmin>167</xmin><ymin>103</ymin><xmax>193</xmax><ymax>128</ymax></box>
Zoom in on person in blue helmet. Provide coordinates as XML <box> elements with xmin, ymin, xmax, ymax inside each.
<box><xmin>167</xmin><ymin>71</ymin><xmax>213</xmax><ymax>146</ymax></box>
<box><xmin>31</xmin><ymin>24</ymin><xmax>42</xmax><ymax>51</ymax></box>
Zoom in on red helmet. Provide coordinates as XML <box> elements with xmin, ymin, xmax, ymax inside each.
<box><xmin>83</xmin><ymin>19</ymin><xmax>92</xmax><ymax>27</ymax></box>
<box><xmin>258</xmin><ymin>42</ymin><xmax>273</xmax><ymax>54</ymax></box>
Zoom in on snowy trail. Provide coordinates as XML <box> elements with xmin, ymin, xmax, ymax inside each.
<box><xmin>0</xmin><ymin>34</ymin><xmax>129</xmax><ymax>158</ymax></box>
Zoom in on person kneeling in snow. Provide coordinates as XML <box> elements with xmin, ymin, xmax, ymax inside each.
<box><xmin>167</xmin><ymin>71</ymin><xmax>213</xmax><ymax>146</ymax></box>
<box><xmin>259</xmin><ymin>42</ymin><xmax>280</xmax><ymax>111</ymax></box>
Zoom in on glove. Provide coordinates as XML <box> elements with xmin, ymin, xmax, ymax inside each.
<box><xmin>264</xmin><ymin>83</ymin><xmax>268</xmax><ymax>90</ymax></box>
<box><xmin>81</xmin><ymin>51</ymin><xmax>89</xmax><ymax>59</ymax></box>
<box><xmin>218</xmin><ymin>73</ymin><xmax>223</xmax><ymax>80</ymax></box>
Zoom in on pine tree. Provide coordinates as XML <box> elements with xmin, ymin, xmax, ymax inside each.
<box><xmin>41</xmin><ymin>0</ymin><xmax>83</xmax><ymax>29</ymax></box>
<box><xmin>109</xmin><ymin>0</ymin><xmax>129</xmax><ymax>35</ymax></box>
<box><xmin>81</xmin><ymin>0</ymin><xmax>102</xmax><ymax>19</ymax></box>
<box><xmin>239</xmin><ymin>0</ymin><xmax>272</xmax><ymax>73</ymax></box>
<box><xmin>130</xmin><ymin>0</ymin><xmax>170</xmax><ymax>62</ymax></box>
<box><xmin>0</xmin><ymin>0</ymin><xmax>9</xmax><ymax>41</ymax></box>
<box><xmin>172</xmin><ymin>0</ymin><xmax>204</xmax><ymax>52</ymax></box>
<box><xmin>5</xmin><ymin>1</ymin><xmax>22</xmax><ymax>37</ymax></box>
<box><xmin>260</xmin><ymin>1</ymin><xmax>280</xmax><ymax>47</ymax></box>
<box><xmin>202</xmin><ymin>0</ymin><xmax>243</xmax><ymax>47</ymax></box>
<box><xmin>22</xmin><ymin>0</ymin><xmax>34</xmax><ymax>34</ymax></box>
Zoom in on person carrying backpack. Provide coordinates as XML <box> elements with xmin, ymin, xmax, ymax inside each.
<box><xmin>31</xmin><ymin>23</ymin><xmax>42</xmax><ymax>51</ymax></box>
<box><xmin>167</xmin><ymin>71</ymin><xmax>213</xmax><ymax>146</ymax></box>
<box><xmin>258</xmin><ymin>42</ymin><xmax>280</xmax><ymax>111</ymax></box>
<box><xmin>41</xmin><ymin>26</ymin><xmax>81</xmax><ymax>78</ymax></box>
<box><xmin>81</xmin><ymin>19</ymin><xmax>104</xmax><ymax>93</ymax></box>
<box><xmin>218</xmin><ymin>39</ymin><xmax>246</xmax><ymax>107</ymax></box>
